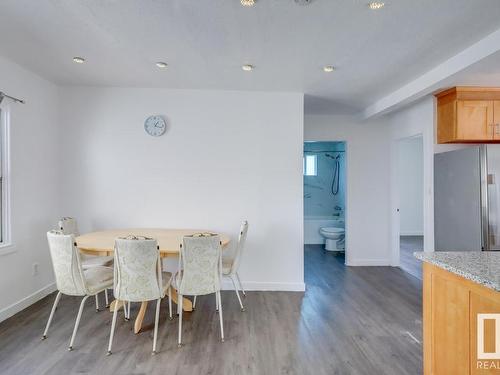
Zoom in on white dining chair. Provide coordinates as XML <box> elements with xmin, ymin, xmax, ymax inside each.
<box><xmin>107</xmin><ymin>236</ymin><xmax>172</xmax><ymax>355</ymax></box>
<box><xmin>58</xmin><ymin>217</ymin><xmax>113</xmax><ymax>309</ymax></box>
<box><xmin>221</xmin><ymin>220</ymin><xmax>248</xmax><ymax>311</ymax></box>
<box><xmin>172</xmin><ymin>233</ymin><xmax>224</xmax><ymax>347</ymax></box>
<box><xmin>42</xmin><ymin>230</ymin><xmax>114</xmax><ymax>351</ymax></box>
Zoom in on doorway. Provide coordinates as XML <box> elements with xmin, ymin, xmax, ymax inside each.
<box><xmin>397</xmin><ymin>136</ymin><xmax>424</xmax><ymax>279</ymax></box>
<box><xmin>303</xmin><ymin>141</ymin><xmax>346</xmax><ymax>261</ymax></box>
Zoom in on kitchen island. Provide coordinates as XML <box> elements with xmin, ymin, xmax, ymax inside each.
<box><xmin>415</xmin><ymin>251</ymin><xmax>500</xmax><ymax>374</ymax></box>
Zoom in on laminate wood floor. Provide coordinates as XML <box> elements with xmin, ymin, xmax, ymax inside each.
<box><xmin>0</xmin><ymin>246</ymin><xmax>422</xmax><ymax>375</ymax></box>
<box><xmin>400</xmin><ymin>235</ymin><xmax>424</xmax><ymax>280</ymax></box>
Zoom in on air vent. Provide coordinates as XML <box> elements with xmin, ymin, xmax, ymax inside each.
<box><xmin>294</xmin><ymin>0</ymin><xmax>313</xmax><ymax>5</ymax></box>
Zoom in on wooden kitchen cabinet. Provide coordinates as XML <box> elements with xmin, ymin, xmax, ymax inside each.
<box><xmin>436</xmin><ymin>87</ymin><xmax>500</xmax><ymax>143</ymax></box>
<box><xmin>423</xmin><ymin>262</ymin><xmax>500</xmax><ymax>374</ymax></box>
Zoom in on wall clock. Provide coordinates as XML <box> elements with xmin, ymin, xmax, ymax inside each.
<box><xmin>144</xmin><ymin>115</ymin><xmax>167</xmax><ymax>137</ymax></box>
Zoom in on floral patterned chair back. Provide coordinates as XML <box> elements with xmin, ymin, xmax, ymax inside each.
<box><xmin>58</xmin><ymin>217</ymin><xmax>80</xmax><ymax>237</ymax></box>
<box><xmin>229</xmin><ymin>221</ymin><xmax>249</xmax><ymax>275</ymax></box>
<box><xmin>113</xmin><ymin>236</ymin><xmax>163</xmax><ymax>302</ymax></box>
<box><xmin>178</xmin><ymin>234</ymin><xmax>222</xmax><ymax>296</ymax></box>
<box><xmin>46</xmin><ymin>230</ymin><xmax>86</xmax><ymax>296</ymax></box>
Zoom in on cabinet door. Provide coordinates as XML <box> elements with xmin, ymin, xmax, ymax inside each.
<box><xmin>457</xmin><ymin>100</ymin><xmax>494</xmax><ymax>141</ymax></box>
<box><xmin>494</xmin><ymin>101</ymin><xmax>500</xmax><ymax>140</ymax></box>
<box><xmin>431</xmin><ymin>272</ymin><xmax>470</xmax><ymax>374</ymax></box>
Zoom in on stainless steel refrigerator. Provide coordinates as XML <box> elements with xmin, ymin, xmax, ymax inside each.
<box><xmin>434</xmin><ymin>145</ymin><xmax>500</xmax><ymax>251</ymax></box>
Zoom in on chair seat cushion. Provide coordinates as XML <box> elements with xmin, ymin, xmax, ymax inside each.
<box><xmin>81</xmin><ymin>254</ymin><xmax>114</xmax><ymax>269</ymax></box>
<box><xmin>84</xmin><ymin>266</ymin><xmax>114</xmax><ymax>294</ymax></box>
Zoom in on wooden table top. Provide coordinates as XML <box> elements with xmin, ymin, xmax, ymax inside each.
<box><xmin>75</xmin><ymin>228</ymin><xmax>231</xmax><ymax>257</ymax></box>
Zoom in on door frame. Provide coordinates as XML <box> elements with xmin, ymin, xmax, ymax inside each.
<box><xmin>303</xmin><ymin>140</ymin><xmax>349</xmax><ymax>263</ymax></box>
<box><xmin>390</xmin><ymin>133</ymin><xmax>429</xmax><ymax>266</ymax></box>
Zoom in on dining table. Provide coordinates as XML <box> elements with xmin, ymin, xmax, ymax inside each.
<box><xmin>75</xmin><ymin>228</ymin><xmax>231</xmax><ymax>333</ymax></box>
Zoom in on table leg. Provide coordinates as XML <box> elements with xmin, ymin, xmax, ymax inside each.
<box><xmin>109</xmin><ymin>299</ymin><xmax>124</xmax><ymax>312</ymax></box>
<box><xmin>132</xmin><ymin>292</ymin><xmax>193</xmax><ymax>334</ymax></box>
<box><xmin>170</xmin><ymin>287</ymin><xmax>193</xmax><ymax>312</ymax></box>
<box><xmin>134</xmin><ymin>301</ymin><xmax>148</xmax><ymax>334</ymax></box>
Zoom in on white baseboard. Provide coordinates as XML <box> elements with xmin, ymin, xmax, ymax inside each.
<box><xmin>0</xmin><ymin>283</ymin><xmax>57</xmax><ymax>323</ymax></box>
<box><xmin>400</xmin><ymin>231</ymin><xmax>424</xmax><ymax>236</ymax></box>
<box><xmin>221</xmin><ymin>280</ymin><xmax>305</xmax><ymax>292</ymax></box>
<box><xmin>346</xmin><ymin>258</ymin><xmax>392</xmax><ymax>266</ymax></box>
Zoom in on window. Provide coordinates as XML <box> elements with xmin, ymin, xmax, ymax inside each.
<box><xmin>0</xmin><ymin>107</ymin><xmax>11</xmax><ymax>249</ymax></box>
<box><xmin>303</xmin><ymin>154</ymin><xmax>317</xmax><ymax>176</ymax></box>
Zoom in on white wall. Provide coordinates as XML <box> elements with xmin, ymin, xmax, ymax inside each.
<box><xmin>305</xmin><ymin>115</ymin><xmax>393</xmax><ymax>266</ymax></box>
<box><xmin>59</xmin><ymin>87</ymin><xmax>305</xmax><ymax>291</ymax></box>
<box><xmin>397</xmin><ymin>137</ymin><xmax>424</xmax><ymax>235</ymax></box>
<box><xmin>0</xmin><ymin>56</ymin><xmax>61</xmax><ymax>321</ymax></box>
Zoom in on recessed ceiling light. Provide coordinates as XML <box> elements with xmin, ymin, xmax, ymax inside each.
<box><xmin>368</xmin><ymin>2</ymin><xmax>385</xmax><ymax>10</ymax></box>
<box><xmin>73</xmin><ymin>57</ymin><xmax>85</xmax><ymax>64</ymax></box>
<box><xmin>241</xmin><ymin>0</ymin><xmax>255</xmax><ymax>6</ymax></box>
<box><xmin>156</xmin><ymin>62</ymin><xmax>168</xmax><ymax>69</ymax></box>
<box><xmin>242</xmin><ymin>64</ymin><xmax>254</xmax><ymax>71</ymax></box>
<box><xmin>323</xmin><ymin>65</ymin><xmax>335</xmax><ymax>73</ymax></box>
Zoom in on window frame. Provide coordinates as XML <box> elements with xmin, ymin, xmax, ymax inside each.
<box><xmin>303</xmin><ymin>154</ymin><xmax>318</xmax><ymax>177</ymax></box>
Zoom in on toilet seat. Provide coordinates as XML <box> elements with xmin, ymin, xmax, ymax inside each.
<box><xmin>320</xmin><ymin>227</ymin><xmax>344</xmax><ymax>234</ymax></box>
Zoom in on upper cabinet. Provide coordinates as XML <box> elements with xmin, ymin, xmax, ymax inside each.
<box><xmin>436</xmin><ymin>87</ymin><xmax>500</xmax><ymax>143</ymax></box>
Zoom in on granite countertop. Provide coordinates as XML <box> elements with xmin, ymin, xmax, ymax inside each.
<box><xmin>414</xmin><ymin>251</ymin><xmax>500</xmax><ymax>292</ymax></box>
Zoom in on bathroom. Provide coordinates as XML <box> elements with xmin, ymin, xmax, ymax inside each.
<box><xmin>304</xmin><ymin>141</ymin><xmax>346</xmax><ymax>252</ymax></box>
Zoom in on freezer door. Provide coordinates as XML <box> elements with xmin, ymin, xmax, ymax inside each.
<box><xmin>486</xmin><ymin>145</ymin><xmax>500</xmax><ymax>250</ymax></box>
<box><xmin>434</xmin><ymin>147</ymin><xmax>482</xmax><ymax>251</ymax></box>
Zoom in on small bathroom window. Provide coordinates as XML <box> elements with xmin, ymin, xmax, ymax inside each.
<box><xmin>303</xmin><ymin>154</ymin><xmax>317</xmax><ymax>176</ymax></box>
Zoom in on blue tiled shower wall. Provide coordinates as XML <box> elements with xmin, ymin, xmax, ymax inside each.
<box><xmin>304</xmin><ymin>141</ymin><xmax>346</xmax><ymax>217</ymax></box>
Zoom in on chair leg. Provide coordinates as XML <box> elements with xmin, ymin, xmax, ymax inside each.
<box><xmin>230</xmin><ymin>276</ymin><xmax>245</xmax><ymax>311</ymax></box>
<box><xmin>152</xmin><ymin>299</ymin><xmax>161</xmax><ymax>355</ymax></box>
<box><xmin>236</xmin><ymin>272</ymin><xmax>246</xmax><ymax>297</ymax></box>
<box><xmin>69</xmin><ymin>295</ymin><xmax>90</xmax><ymax>351</ymax></box>
<box><xmin>105</xmin><ymin>289</ymin><xmax>109</xmax><ymax>307</ymax></box>
<box><xmin>107</xmin><ymin>301</ymin><xmax>119</xmax><ymax>355</ymax></box>
<box><xmin>168</xmin><ymin>288</ymin><xmax>173</xmax><ymax>320</ymax></box>
<box><xmin>42</xmin><ymin>291</ymin><xmax>62</xmax><ymax>339</ymax></box>
<box><xmin>178</xmin><ymin>294</ymin><xmax>183</xmax><ymax>347</ymax></box>
<box><xmin>193</xmin><ymin>295</ymin><xmax>197</xmax><ymax>310</ymax></box>
<box><xmin>217</xmin><ymin>291</ymin><xmax>224</xmax><ymax>342</ymax></box>
<box><xmin>95</xmin><ymin>294</ymin><xmax>100</xmax><ymax>312</ymax></box>
<box><xmin>125</xmin><ymin>301</ymin><xmax>131</xmax><ymax>321</ymax></box>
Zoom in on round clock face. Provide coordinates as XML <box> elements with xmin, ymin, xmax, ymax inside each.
<box><xmin>144</xmin><ymin>115</ymin><xmax>166</xmax><ymax>137</ymax></box>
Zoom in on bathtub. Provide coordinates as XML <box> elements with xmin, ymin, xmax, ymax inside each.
<box><xmin>304</xmin><ymin>215</ymin><xmax>345</xmax><ymax>245</ymax></box>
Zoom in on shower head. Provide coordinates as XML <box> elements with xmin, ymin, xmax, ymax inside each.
<box><xmin>0</xmin><ymin>92</ymin><xmax>4</xmax><ymax>105</ymax></box>
<box><xmin>325</xmin><ymin>153</ymin><xmax>340</xmax><ymax>160</ymax></box>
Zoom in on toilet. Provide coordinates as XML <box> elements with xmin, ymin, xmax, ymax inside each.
<box><xmin>319</xmin><ymin>227</ymin><xmax>345</xmax><ymax>252</ymax></box>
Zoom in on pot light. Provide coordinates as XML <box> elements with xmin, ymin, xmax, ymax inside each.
<box><xmin>241</xmin><ymin>0</ymin><xmax>255</xmax><ymax>6</ymax></box>
<box><xmin>156</xmin><ymin>62</ymin><xmax>168</xmax><ymax>69</ymax></box>
<box><xmin>242</xmin><ymin>64</ymin><xmax>254</xmax><ymax>71</ymax></box>
<box><xmin>73</xmin><ymin>57</ymin><xmax>85</xmax><ymax>64</ymax></box>
<box><xmin>323</xmin><ymin>65</ymin><xmax>335</xmax><ymax>73</ymax></box>
<box><xmin>368</xmin><ymin>2</ymin><xmax>385</xmax><ymax>10</ymax></box>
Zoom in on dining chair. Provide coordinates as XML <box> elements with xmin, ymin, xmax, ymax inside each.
<box><xmin>107</xmin><ymin>236</ymin><xmax>172</xmax><ymax>355</ymax></box>
<box><xmin>172</xmin><ymin>233</ymin><xmax>224</xmax><ymax>347</ymax></box>
<box><xmin>58</xmin><ymin>217</ymin><xmax>113</xmax><ymax>309</ymax></box>
<box><xmin>42</xmin><ymin>230</ymin><xmax>114</xmax><ymax>351</ymax></box>
<box><xmin>221</xmin><ymin>220</ymin><xmax>248</xmax><ymax>311</ymax></box>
